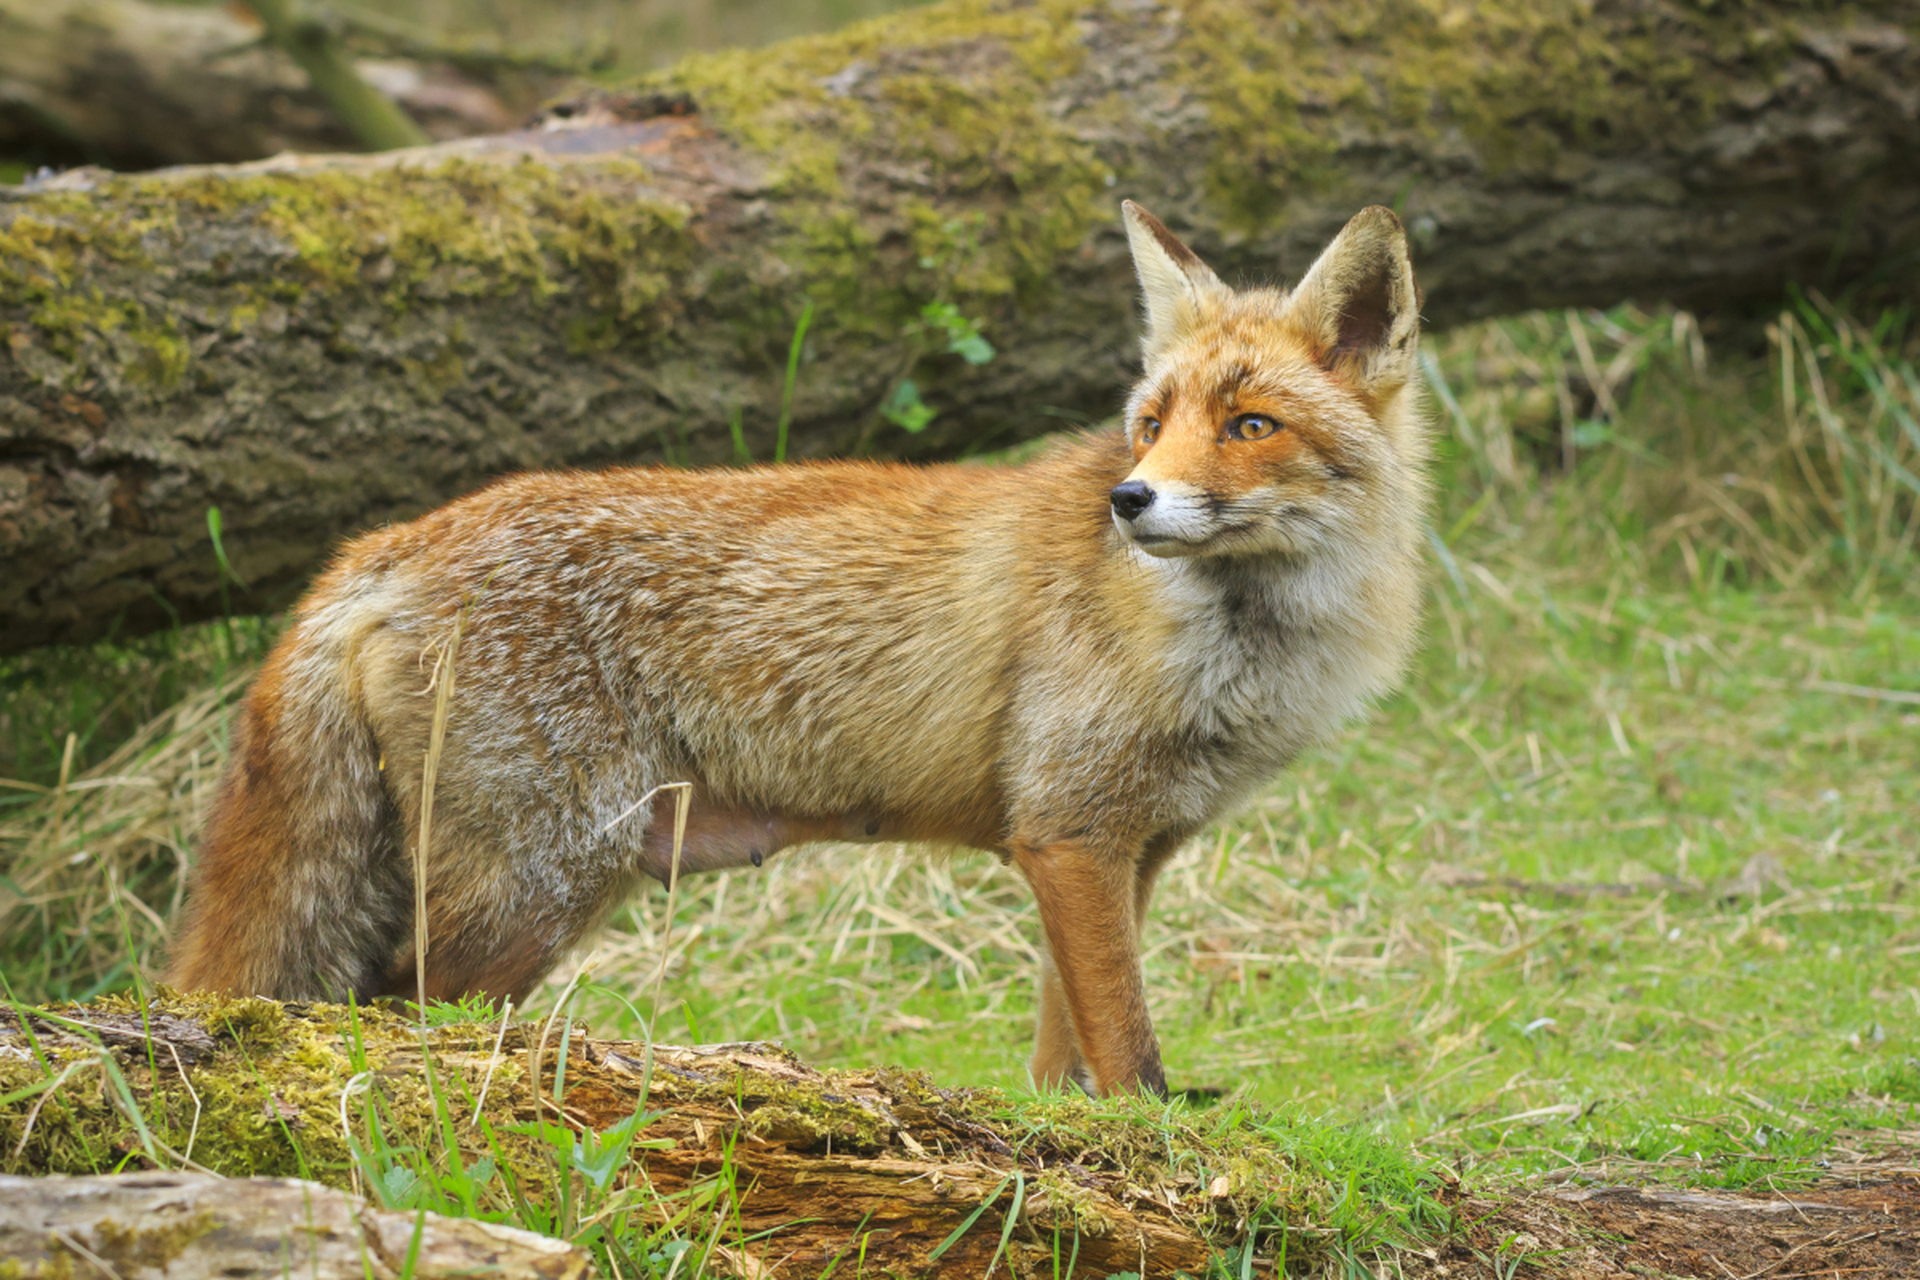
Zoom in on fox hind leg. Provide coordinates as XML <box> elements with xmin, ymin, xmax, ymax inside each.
<box><xmin>1030</xmin><ymin>949</ymin><xmax>1087</xmax><ymax>1091</ymax></box>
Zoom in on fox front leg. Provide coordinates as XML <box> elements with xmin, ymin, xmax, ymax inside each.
<box><xmin>1014</xmin><ymin>839</ymin><xmax>1167</xmax><ymax>1097</ymax></box>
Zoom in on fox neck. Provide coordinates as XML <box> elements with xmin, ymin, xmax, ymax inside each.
<box><xmin>1135</xmin><ymin>537</ymin><xmax>1412</xmax><ymax>761</ymax></box>
<box><xmin>1142</xmin><ymin>537</ymin><xmax>1381</xmax><ymax>643</ymax></box>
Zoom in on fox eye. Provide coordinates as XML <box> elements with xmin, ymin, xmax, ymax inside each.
<box><xmin>1139</xmin><ymin>418</ymin><xmax>1161</xmax><ymax>444</ymax></box>
<box><xmin>1228</xmin><ymin>414</ymin><xmax>1281</xmax><ymax>441</ymax></box>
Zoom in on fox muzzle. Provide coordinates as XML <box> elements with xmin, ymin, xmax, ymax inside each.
<box><xmin>1111</xmin><ymin>479</ymin><xmax>1223</xmax><ymax>556</ymax></box>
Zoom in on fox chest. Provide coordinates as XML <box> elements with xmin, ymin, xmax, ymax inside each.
<box><xmin>1007</xmin><ymin>611</ymin><xmax>1335</xmax><ymax>844</ymax></box>
<box><xmin>1162</xmin><ymin>668</ymin><xmax>1309</xmax><ymax>814</ymax></box>
<box><xmin>1141</xmin><ymin>595</ymin><xmax>1370</xmax><ymax>827</ymax></box>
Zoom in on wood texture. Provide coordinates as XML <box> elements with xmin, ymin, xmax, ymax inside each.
<box><xmin>0</xmin><ymin>1171</ymin><xmax>591</xmax><ymax>1279</ymax></box>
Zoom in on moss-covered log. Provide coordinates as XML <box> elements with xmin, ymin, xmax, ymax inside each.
<box><xmin>0</xmin><ymin>997</ymin><xmax>1371</xmax><ymax>1276</ymax></box>
<box><xmin>3</xmin><ymin>0</ymin><xmax>1917</xmax><ymax>651</ymax></box>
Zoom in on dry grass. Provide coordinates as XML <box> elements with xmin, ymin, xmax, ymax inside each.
<box><xmin>0</xmin><ymin>669</ymin><xmax>246</xmax><ymax>998</ymax></box>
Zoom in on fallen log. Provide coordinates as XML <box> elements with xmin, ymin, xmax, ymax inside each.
<box><xmin>0</xmin><ymin>1171</ymin><xmax>592</xmax><ymax>1279</ymax></box>
<box><xmin>3</xmin><ymin>0</ymin><xmax>1917</xmax><ymax>651</ymax></box>
<box><xmin>0</xmin><ymin>996</ymin><xmax>1330</xmax><ymax>1276</ymax></box>
<box><xmin>6</xmin><ymin>999</ymin><xmax>1917</xmax><ymax>1278</ymax></box>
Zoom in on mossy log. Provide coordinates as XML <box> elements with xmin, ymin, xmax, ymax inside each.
<box><xmin>3</xmin><ymin>0</ymin><xmax>1918</xmax><ymax>651</ymax></box>
<box><xmin>0</xmin><ymin>1171</ymin><xmax>592</xmax><ymax>1279</ymax></box>
<box><xmin>0</xmin><ymin>997</ymin><xmax>1323</xmax><ymax>1277</ymax></box>
<box><xmin>0</xmin><ymin>0</ymin><xmax>524</xmax><ymax>171</ymax></box>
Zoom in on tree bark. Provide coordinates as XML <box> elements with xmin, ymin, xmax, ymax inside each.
<box><xmin>0</xmin><ymin>1172</ymin><xmax>592</xmax><ymax>1279</ymax></box>
<box><xmin>2</xmin><ymin>0</ymin><xmax>1916</xmax><ymax>651</ymax></box>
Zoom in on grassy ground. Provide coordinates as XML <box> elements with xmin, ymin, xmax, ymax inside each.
<box><xmin>3</xmin><ymin>294</ymin><xmax>1917</xmax><ymax>1272</ymax></box>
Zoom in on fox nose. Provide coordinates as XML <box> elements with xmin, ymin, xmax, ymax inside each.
<box><xmin>1110</xmin><ymin>480</ymin><xmax>1155</xmax><ymax>521</ymax></box>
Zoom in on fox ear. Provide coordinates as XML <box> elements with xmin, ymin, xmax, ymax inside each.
<box><xmin>1287</xmin><ymin>206</ymin><xmax>1421</xmax><ymax>394</ymax></box>
<box><xmin>1122</xmin><ymin>201</ymin><xmax>1222</xmax><ymax>355</ymax></box>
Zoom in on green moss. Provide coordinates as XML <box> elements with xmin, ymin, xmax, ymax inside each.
<box><xmin>0</xmin><ymin>995</ymin><xmax>538</xmax><ymax>1186</ymax></box>
<box><xmin>741</xmin><ymin>1086</ymin><xmax>892</xmax><ymax>1149</ymax></box>
<box><xmin>638</xmin><ymin>1046</ymin><xmax>897</xmax><ymax>1151</ymax></box>
<box><xmin>633</xmin><ymin>0</ymin><xmax>1109</xmax><ymax>335</ymax></box>
<box><xmin>0</xmin><ymin>199</ymin><xmax>189</xmax><ymax>392</ymax></box>
<box><xmin>1177</xmin><ymin>0</ymin><xmax>1805</xmax><ymax>230</ymax></box>
<box><xmin>1</xmin><ymin>157</ymin><xmax>697</xmax><ymax>397</ymax></box>
<box><xmin>169</xmin><ymin>158</ymin><xmax>692</xmax><ymax>322</ymax></box>
<box><xmin>90</xmin><ymin>1213</ymin><xmax>216</xmax><ymax>1273</ymax></box>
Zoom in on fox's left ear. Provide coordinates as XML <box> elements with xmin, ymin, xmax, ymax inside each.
<box><xmin>1123</xmin><ymin>201</ymin><xmax>1223</xmax><ymax>356</ymax></box>
<box><xmin>1287</xmin><ymin>207</ymin><xmax>1421</xmax><ymax>396</ymax></box>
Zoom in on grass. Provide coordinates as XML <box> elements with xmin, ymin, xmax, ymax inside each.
<box><xmin>2</xmin><ymin>291</ymin><xmax>1916</xmax><ymax>1273</ymax></box>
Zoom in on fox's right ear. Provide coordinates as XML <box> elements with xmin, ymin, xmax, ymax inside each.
<box><xmin>1122</xmin><ymin>201</ymin><xmax>1222</xmax><ymax>356</ymax></box>
<box><xmin>1286</xmin><ymin>206</ymin><xmax>1421</xmax><ymax>397</ymax></box>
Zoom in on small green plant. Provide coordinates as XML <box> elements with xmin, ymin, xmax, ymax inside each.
<box><xmin>416</xmin><ymin>994</ymin><xmax>500</xmax><ymax>1027</ymax></box>
<box><xmin>880</xmin><ymin>378</ymin><xmax>936</xmax><ymax>433</ymax></box>
<box><xmin>728</xmin><ymin>405</ymin><xmax>751</xmax><ymax>466</ymax></box>
<box><xmin>206</xmin><ymin>506</ymin><xmax>243</xmax><ymax>661</ymax></box>
<box><xmin>919</xmin><ymin>300</ymin><xmax>996</xmax><ymax>366</ymax></box>
<box><xmin>878</xmin><ymin>300</ymin><xmax>999</xmax><ymax>436</ymax></box>
<box><xmin>773</xmin><ymin>299</ymin><xmax>815</xmax><ymax>464</ymax></box>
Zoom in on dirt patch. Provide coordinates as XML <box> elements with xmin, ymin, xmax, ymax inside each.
<box><xmin>1408</xmin><ymin>1170</ymin><xmax>1920</xmax><ymax>1278</ymax></box>
<box><xmin>1555</xmin><ymin>1178</ymin><xmax>1918</xmax><ymax>1276</ymax></box>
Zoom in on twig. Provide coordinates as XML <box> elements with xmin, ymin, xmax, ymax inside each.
<box><xmin>165</xmin><ymin>1040</ymin><xmax>203</xmax><ymax>1166</ymax></box>
<box><xmin>532</xmin><ymin>959</ymin><xmax>593</xmax><ymax>1128</ymax></box>
<box><xmin>641</xmin><ymin>783</ymin><xmax>692</xmax><ymax>1093</ymax></box>
<box><xmin>469</xmin><ymin>995</ymin><xmax>513</xmax><ymax>1128</ymax></box>
<box><xmin>1802</xmin><ymin>678</ymin><xmax>1920</xmax><ymax>707</ymax></box>
<box><xmin>413</xmin><ymin>601</ymin><xmax>470</xmax><ymax>1022</ymax></box>
<box><xmin>51</xmin><ymin>1229</ymin><xmax>124</xmax><ymax>1280</ymax></box>
<box><xmin>337</xmin><ymin>1070</ymin><xmax>374</xmax><ymax>1199</ymax></box>
<box><xmin>1731</xmin><ymin>1229</ymin><xmax>1842</xmax><ymax>1280</ymax></box>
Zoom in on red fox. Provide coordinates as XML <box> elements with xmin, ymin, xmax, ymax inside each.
<box><xmin>168</xmin><ymin>202</ymin><xmax>1430</xmax><ymax>1097</ymax></box>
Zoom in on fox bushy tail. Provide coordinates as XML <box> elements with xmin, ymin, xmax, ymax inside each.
<box><xmin>167</xmin><ymin>639</ymin><xmax>411</xmax><ymax>1000</ymax></box>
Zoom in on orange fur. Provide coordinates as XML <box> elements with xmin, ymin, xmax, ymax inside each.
<box><xmin>167</xmin><ymin>204</ymin><xmax>1431</xmax><ymax>1096</ymax></box>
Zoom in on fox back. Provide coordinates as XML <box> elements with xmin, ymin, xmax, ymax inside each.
<box><xmin>168</xmin><ymin>203</ymin><xmax>1431</xmax><ymax>1096</ymax></box>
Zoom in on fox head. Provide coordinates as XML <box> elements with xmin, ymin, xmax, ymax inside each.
<box><xmin>1112</xmin><ymin>201</ymin><xmax>1428</xmax><ymax>561</ymax></box>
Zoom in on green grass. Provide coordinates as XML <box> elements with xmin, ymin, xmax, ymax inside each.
<box><xmin>2</xmin><ymin>292</ymin><xmax>1916</xmax><ymax>1273</ymax></box>
<box><xmin>0</xmin><ymin>617</ymin><xmax>279</xmax><ymax>999</ymax></box>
